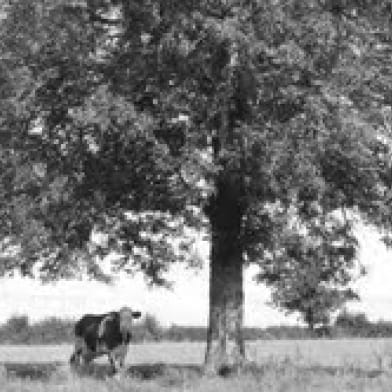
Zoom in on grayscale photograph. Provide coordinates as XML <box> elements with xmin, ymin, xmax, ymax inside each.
<box><xmin>1</xmin><ymin>0</ymin><xmax>392</xmax><ymax>391</ymax></box>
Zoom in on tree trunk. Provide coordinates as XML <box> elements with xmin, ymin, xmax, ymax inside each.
<box><xmin>305</xmin><ymin>308</ymin><xmax>315</xmax><ymax>332</ymax></box>
<box><xmin>204</xmin><ymin>40</ymin><xmax>246</xmax><ymax>373</ymax></box>
<box><xmin>204</xmin><ymin>178</ymin><xmax>245</xmax><ymax>374</ymax></box>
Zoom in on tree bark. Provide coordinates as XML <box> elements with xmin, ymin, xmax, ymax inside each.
<box><xmin>306</xmin><ymin>308</ymin><xmax>315</xmax><ymax>332</ymax></box>
<box><xmin>204</xmin><ymin>177</ymin><xmax>245</xmax><ymax>374</ymax></box>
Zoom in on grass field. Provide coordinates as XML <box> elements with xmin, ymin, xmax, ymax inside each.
<box><xmin>2</xmin><ymin>339</ymin><xmax>392</xmax><ymax>391</ymax></box>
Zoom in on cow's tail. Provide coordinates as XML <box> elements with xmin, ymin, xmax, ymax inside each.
<box><xmin>70</xmin><ymin>335</ymin><xmax>85</xmax><ymax>368</ymax></box>
<box><xmin>74</xmin><ymin>320</ymin><xmax>83</xmax><ymax>337</ymax></box>
<box><xmin>69</xmin><ymin>350</ymin><xmax>80</xmax><ymax>366</ymax></box>
<box><xmin>69</xmin><ymin>352</ymin><xmax>76</xmax><ymax>365</ymax></box>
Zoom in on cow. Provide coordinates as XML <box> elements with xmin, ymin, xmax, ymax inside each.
<box><xmin>69</xmin><ymin>307</ymin><xmax>141</xmax><ymax>374</ymax></box>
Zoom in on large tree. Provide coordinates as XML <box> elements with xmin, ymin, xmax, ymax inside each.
<box><xmin>1</xmin><ymin>0</ymin><xmax>392</xmax><ymax>372</ymax></box>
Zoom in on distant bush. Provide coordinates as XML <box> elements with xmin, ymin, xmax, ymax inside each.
<box><xmin>30</xmin><ymin>317</ymin><xmax>74</xmax><ymax>344</ymax></box>
<box><xmin>132</xmin><ymin>313</ymin><xmax>163</xmax><ymax>342</ymax></box>
<box><xmin>0</xmin><ymin>315</ymin><xmax>74</xmax><ymax>344</ymax></box>
<box><xmin>262</xmin><ymin>326</ymin><xmax>311</xmax><ymax>340</ymax></box>
<box><xmin>0</xmin><ymin>315</ymin><xmax>30</xmax><ymax>343</ymax></box>
<box><xmin>335</xmin><ymin>310</ymin><xmax>370</xmax><ymax>336</ymax></box>
<box><xmin>334</xmin><ymin>310</ymin><xmax>392</xmax><ymax>338</ymax></box>
<box><xmin>1</xmin><ymin>310</ymin><xmax>392</xmax><ymax>344</ymax></box>
<box><xmin>6</xmin><ymin>315</ymin><xmax>29</xmax><ymax>333</ymax></box>
<box><xmin>165</xmin><ymin>325</ymin><xmax>206</xmax><ymax>342</ymax></box>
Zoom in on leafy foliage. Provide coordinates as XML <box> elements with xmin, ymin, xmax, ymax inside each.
<box><xmin>1</xmin><ymin>1</ymin><xmax>392</xmax><ymax>312</ymax></box>
<box><xmin>258</xmin><ymin>211</ymin><xmax>362</xmax><ymax>328</ymax></box>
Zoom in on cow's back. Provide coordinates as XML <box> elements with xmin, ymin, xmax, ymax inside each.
<box><xmin>99</xmin><ymin>314</ymin><xmax>126</xmax><ymax>349</ymax></box>
<box><xmin>75</xmin><ymin>314</ymin><xmax>106</xmax><ymax>351</ymax></box>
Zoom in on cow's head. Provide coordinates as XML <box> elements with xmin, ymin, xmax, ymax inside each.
<box><xmin>119</xmin><ymin>306</ymin><xmax>141</xmax><ymax>336</ymax></box>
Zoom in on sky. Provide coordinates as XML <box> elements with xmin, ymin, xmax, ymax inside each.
<box><xmin>1</xmin><ymin>225</ymin><xmax>392</xmax><ymax>327</ymax></box>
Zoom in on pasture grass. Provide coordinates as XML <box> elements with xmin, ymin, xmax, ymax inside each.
<box><xmin>1</xmin><ymin>340</ymin><xmax>392</xmax><ymax>391</ymax></box>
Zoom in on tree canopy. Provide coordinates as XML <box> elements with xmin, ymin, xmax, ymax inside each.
<box><xmin>1</xmin><ymin>0</ymin><xmax>391</xmax><ymax>278</ymax></box>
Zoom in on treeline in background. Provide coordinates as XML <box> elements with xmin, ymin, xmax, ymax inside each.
<box><xmin>1</xmin><ymin>311</ymin><xmax>392</xmax><ymax>344</ymax></box>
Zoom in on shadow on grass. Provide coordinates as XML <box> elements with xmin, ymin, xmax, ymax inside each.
<box><xmin>0</xmin><ymin>361</ymin><xmax>203</xmax><ymax>382</ymax></box>
<box><xmin>0</xmin><ymin>362</ymin><xmax>63</xmax><ymax>380</ymax></box>
<box><xmin>244</xmin><ymin>362</ymin><xmax>385</xmax><ymax>380</ymax></box>
<box><xmin>0</xmin><ymin>361</ymin><xmax>386</xmax><ymax>382</ymax></box>
<box><xmin>72</xmin><ymin>362</ymin><xmax>203</xmax><ymax>383</ymax></box>
<box><xmin>302</xmin><ymin>365</ymin><xmax>384</xmax><ymax>379</ymax></box>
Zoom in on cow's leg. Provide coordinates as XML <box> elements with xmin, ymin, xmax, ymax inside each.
<box><xmin>70</xmin><ymin>349</ymin><xmax>82</xmax><ymax>367</ymax></box>
<box><xmin>81</xmin><ymin>350</ymin><xmax>94</xmax><ymax>366</ymax></box>
<box><xmin>110</xmin><ymin>344</ymin><xmax>128</xmax><ymax>376</ymax></box>
<box><xmin>108</xmin><ymin>352</ymin><xmax>118</xmax><ymax>375</ymax></box>
<box><xmin>77</xmin><ymin>344</ymin><xmax>96</xmax><ymax>373</ymax></box>
<box><xmin>70</xmin><ymin>337</ymin><xmax>85</xmax><ymax>368</ymax></box>
<box><xmin>69</xmin><ymin>352</ymin><xmax>77</xmax><ymax>366</ymax></box>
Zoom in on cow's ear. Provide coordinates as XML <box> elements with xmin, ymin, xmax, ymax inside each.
<box><xmin>132</xmin><ymin>311</ymin><xmax>141</xmax><ymax>319</ymax></box>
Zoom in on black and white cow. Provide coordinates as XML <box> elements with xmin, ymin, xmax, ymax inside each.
<box><xmin>70</xmin><ymin>307</ymin><xmax>141</xmax><ymax>373</ymax></box>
